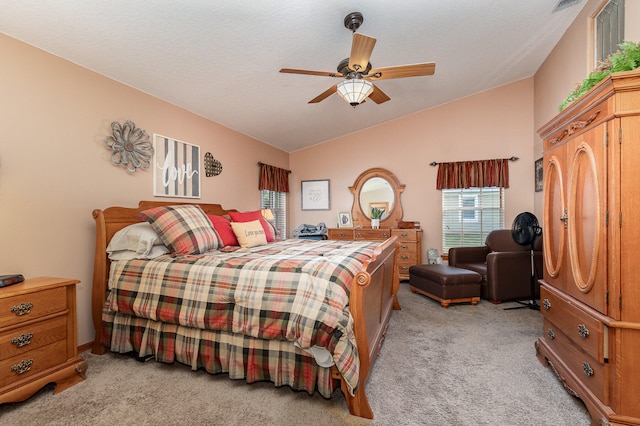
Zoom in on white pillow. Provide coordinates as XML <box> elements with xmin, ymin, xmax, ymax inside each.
<box><xmin>108</xmin><ymin>245</ymin><xmax>170</xmax><ymax>261</ymax></box>
<box><xmin>107</xmin><ymin>222</ymin><xmax>165</xmax><ymax>257</ymax></box>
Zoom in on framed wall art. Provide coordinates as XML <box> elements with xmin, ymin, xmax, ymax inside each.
<box><xmin>153</xmin><ymin>134</ymin><xmax>201</xmax><ymax>198</ymax></box>
<box><xmin>301</xmin><ymin>179</ymin><xmax>330</xmax><ymax>210</ymax></box>
<box><xmin>535</xmin><ymin>158</ymin><xmax>543</xmax><ymax>192</ymax></box>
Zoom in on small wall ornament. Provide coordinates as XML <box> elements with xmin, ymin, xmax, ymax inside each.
<box><xmin>204</xmin><ymin>152</ymin><xmax>223</xmax><ymax>177</ymax></box>
<box><xmin>104</xmin><ymin>120</ymin><xmax>154</xmax><ymax>172</ymax></box>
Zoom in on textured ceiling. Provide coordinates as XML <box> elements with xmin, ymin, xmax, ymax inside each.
<box><xmin>0</xmin><ymin>1</ymin><xmax>586</xmax><ymax>152</ymax></box>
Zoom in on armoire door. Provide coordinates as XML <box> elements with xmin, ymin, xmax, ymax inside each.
<box><xmin>542</xmin><ymin>145</ymin><xmax>568</xmax><ymax>293</ymax></box>
<box><xmin>565</xmin><ymin>122</ymin><xmax>608</xmax><ymax>314</ymax></box>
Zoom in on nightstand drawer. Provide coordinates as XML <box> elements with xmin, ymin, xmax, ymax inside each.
<box><xmin>0</xmin><ymin>315</ymin><xmax>67</xmax><ymax>361</ymax></box>
<box><xmin>0</xmin><ymin>339</ymin><xmax>68</xmax><ymax>388</ymax></box>
<box><xmin>0</xmin><ymin>287</ymin><xmax>67</xmax><ymax>328</ymax></box>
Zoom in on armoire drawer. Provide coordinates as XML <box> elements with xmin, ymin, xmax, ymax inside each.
<box><xmin>542</xmin><ymin>318</ymin><xmax>607</xmax><ymax>404</ymax></box>
<box><xmin>540</xmin><ymin>286</ymin><xmax>605</xmax><ymax>363</ymax></box>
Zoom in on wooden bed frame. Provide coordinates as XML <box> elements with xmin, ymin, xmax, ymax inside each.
<box><xmin>91</xmin><ymin>200</ymin><xmax>400</xmax><ymax>419</ymax></box>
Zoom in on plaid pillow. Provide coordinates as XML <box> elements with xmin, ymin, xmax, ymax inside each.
<box><xmin>138</xmin><ymin>205</ymin><xmax>220</xmax><ymax>254</ymax></box>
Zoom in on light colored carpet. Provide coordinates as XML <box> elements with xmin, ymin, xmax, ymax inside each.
<box><xmin>0</xmin><ymin>283</ymin><xmax>591</xmax><ymax>425</ymax></box>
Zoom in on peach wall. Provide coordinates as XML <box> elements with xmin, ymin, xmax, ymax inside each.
<box><xmin>290</xmin><ymin>78</ymin><xmax>536</xmax><ymax>258</ymax></box>
<box><xmin>0</xmin><ymin>33</ymin><xmax>288</xmax><ymax>346</ymax></box>
<box><xmin>533</xmin><ymin>0</ymin><xmax>640</xmax><ymax>213</ymax></box>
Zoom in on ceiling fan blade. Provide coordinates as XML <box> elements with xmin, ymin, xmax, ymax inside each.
<box><xmin>279</xmin><ymin>68</ymin><xmax>340</xmax><ymax>78</ymax></box>
<box><xmin>368</xmin><ymin>84</ymin><xmax>391</xmax><ymax>104</ymax></box>
<box><xmin>367</xmin><ymin>62</ymin><xmax>436</xmax><ymax>80</ymax></box>
<box><xmin>308</xmin><ymin>85</ymin><xmax>337</xmax><ymax>104</ymax></box>
<box><xmin>349</xmin><ymin>33</ymin><xmax>376</xmax><ymax>72</ymax></box>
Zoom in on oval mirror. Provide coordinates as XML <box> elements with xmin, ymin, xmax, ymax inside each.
<box><xmin>349</xmin><ymin>168</ymin><xmax>405</xmax><ymax>228</ymax></box>
<box><xmin>359</xmin><ymin>177</ymin><xmax>394</xmax><ymax>219</ymax></box>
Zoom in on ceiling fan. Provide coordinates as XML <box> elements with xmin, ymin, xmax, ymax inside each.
<box><xmin>279</xmin><ymin>12</ymin><xmax>436</xmax><ymax>107</ymax></box>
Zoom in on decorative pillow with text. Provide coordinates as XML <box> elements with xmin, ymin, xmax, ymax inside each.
<box><xmin>228</xmin><ymin>210</ymin><xmax>275</xmax><ymax>242</ymax></box>
<box><xmin>231</xmin><ymin>220</ymin><xmax>268</xmax><ymax>248</ymax></box>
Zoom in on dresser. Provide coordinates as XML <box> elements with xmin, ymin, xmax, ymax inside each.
<box><xmin>536</xmin><ymin>70</ymin><xmax>640</xmax><ymax>425</ymax></box>
<box><xmin>0</xmin><ymin>277</ymin><xmax>87</xmax><ymax>403</ymax></box>
<box><xmin>328</xmin><ymin>228</ymin><xmax>422</xmax><ymax>280</ymax></box>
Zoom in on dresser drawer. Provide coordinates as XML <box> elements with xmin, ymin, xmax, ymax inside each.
<box><xmin>397</xmin><ymin>241</ymin><xmax>418</xmax><ymax>254</ymax></box>
<box><xmin>541</xmin><ymin>286</ymin><xmax>605</xmax><ymax>362</ymax></box>
<box><xmin>327</xmin><ymin>229</ymin><xmax>354</xmax><ymax>240</ymax></box>
<box><xmin>0</xmin><ymin>287</ymin><xmax>67</xmax><ymax>328</ymax></box>
<box><xmin>391</xmin><ymin>229</ymin><xmax>420</xmax><ymax>242</ymax></box>
<box><xmin>397</xmin><ymin>252</ymin><xmax>418</xmax><ymax>265</ymax></box>
<box><xmin>354</xmin><ymin>229</ymin><xmax>391</xmax><ymax>240</ymax></box>
<box><xmin>0</xmin><ymin>339</ymin><xmax>68</xmax><ymax>388</ymax></box>
<box><xmin>542</xmin><ymin>318</ymin><xmax>607</xmax><ymax>403</ymax></box>
<box><xmin>0</xmin><ymin>315</ymin><xmax>67</xmax><ymax>361</ymax></box>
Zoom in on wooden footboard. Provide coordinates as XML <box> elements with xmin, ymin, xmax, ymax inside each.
<box><xmin>91</xmin><ymin>201</ymin><xmax>399</xmax><ymax>419</ymax></box>
<box><xmin>340</xmin><ymin>235</ymin><xmax>400</xmax><ymax>419</ymax></box>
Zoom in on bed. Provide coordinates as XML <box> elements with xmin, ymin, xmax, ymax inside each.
<box><xmin>90</xmin><ymin>200</ymin><xmax>399</xmax><ymax>419</ymax></box>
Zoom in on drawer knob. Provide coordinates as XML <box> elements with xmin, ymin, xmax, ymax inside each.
<box><xmin>401</xmin><ymin>245</ymin><xmax>408</xmax><ymax>249</ymax></box>
<box><xmin>382</xmin><ymin>233</ymin><xmax>389</xmax><ymax>238</ymax></box>
<box><xmin>11</xmin><ymin>333</ymin><xmax>33</xmax><ymax>348</ymax></box>
<box><xmin>401</xmin><ymin>255</ymin><xmax>408</xmax><ymax>260</ymax></box>
<box><xmin>543</xmin><ymin>299</ymin><xmax>551</xmax><ymax>311</ymax></box>
<box><xmin>547</xmin><ymin>329</ymin><xmax>555</xmax><ymax>340</ymax></box>
<box><xmin>11</xmin><ymin>302</ymin><xmax>33</xmax><ymax>316</ymax></box>
<box><xmin>401</xmin><ymin>233</ymin><xmax>408</xmax><ymax>238</ymax></box>
<box><xmin>401</xmin><ymin>266</ymin><xmax>408</xmax><ymax>272</ymax></box>
<box><xmin>582</xmin><ymin>362</ymin><xmax>594</xmax><ymax>377</ymax></box>
<box><xmin>356</xmin><ymin>232</ymin><xmax>362</xmax><ymax>238</ymax></box>
<box><xmin>339</xmin><ymin>232</ymin><xmax>345</xmax><ymax>237</ymax></box>
<box><xmin>578</xmin><ymin>324</ymin><xmax>590</xmax><ymax>339</ymax></box>
<box><xmin>11</xmin><ymin>359</ymin><xmax>33</xmax><ymax>375</ymax></box>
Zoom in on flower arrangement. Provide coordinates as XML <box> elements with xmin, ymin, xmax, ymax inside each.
<box><xmin>560</xmin><ymin>41</ymin><xmax>640</xmax><ymax>111</ymax></box>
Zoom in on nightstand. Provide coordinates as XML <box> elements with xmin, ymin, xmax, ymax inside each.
<box><xmin>0</xmin><ymin>277</ymin><xmax>87</xmax><ymax>403</ymax></box>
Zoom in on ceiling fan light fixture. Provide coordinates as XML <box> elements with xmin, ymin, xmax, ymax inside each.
<box><xmin>336</xmin><ymin>79</ymin><xmax>374</xmax><ymax>107</ymax></box>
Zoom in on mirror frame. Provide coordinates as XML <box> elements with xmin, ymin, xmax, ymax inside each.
<box><xmin>349</xmin><ymin>168</ymin><xmax>405</xmax><ymax>228</ymax></box>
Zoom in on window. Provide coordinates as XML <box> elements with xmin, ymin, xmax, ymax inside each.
<box><xmin>442</xmin><ymin>187</ymin><xmax>504</xmax><ymax>252</ymax></box>
<box><xmin>260</xmin><ymin>190</ymin><xmax>287</xmax><ymax>238</ymax></box>
<box><xmin>594</xmin><ymin>0</ymin><xmax>625</xmax><ymax>65</ymax></box>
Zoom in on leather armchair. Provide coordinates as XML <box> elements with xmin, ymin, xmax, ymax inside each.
<box><xmin>448</xmin><ymin>229</ymin><xmax>542</xmax><ymax>303</ymax></box>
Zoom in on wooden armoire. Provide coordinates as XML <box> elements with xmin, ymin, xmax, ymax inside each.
<box><xmin>536</xmin><ymin>69</ymin><xmax>640</xmax><ymax>425</ymax></box>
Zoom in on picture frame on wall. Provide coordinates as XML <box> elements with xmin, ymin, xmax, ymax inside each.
<box><xmin>338</xmin><ymin>211</ymin><xmax>353</xmax><ymax>228</ymax></box>
<box><xmin>301</xmin><ymin>179</ymin><xmax>330</xmax><ymax>210</ymax></box>
<box><xmin>153</xmin><ymin>133</ymin><xmax>201</xmax><ymax>198</ymax></box>
<box><xmin>535</xmin><ymin>158</ymin><xmax>543</xmax><ymax>192</ymax></box>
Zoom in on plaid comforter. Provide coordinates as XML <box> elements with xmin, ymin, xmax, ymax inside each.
<box><xmin>105</xmin><ymin>238</ymin><xmax>379</xmax><ymax>394</ymax></box>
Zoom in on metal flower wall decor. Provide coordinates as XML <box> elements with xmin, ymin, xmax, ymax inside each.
<box><xmin>104</xmin><ymin>120</ymin><xmax>154</xmax><ymax>172</ymax></box>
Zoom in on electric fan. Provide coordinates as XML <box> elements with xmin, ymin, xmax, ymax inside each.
<box><xmin>505</xmin><ymin>212</ymin><xmax>542</xmax><ymax>311</ymax></box>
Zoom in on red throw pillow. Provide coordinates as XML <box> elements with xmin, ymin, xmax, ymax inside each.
<box><xmin>228</xmin><ymin>210</ymin><xmax>274</xmax><ymax>242</ymax></box>
<box><xmin>207</xmin><ymin>215</ymin><xmax>239</xmax><ymax>247</ymax></box>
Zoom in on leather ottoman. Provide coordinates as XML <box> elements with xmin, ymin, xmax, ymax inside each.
<box><xmin>409</xmin><ymin>264</ymin><xmax>481</xmax><ymax>308</ymax></box>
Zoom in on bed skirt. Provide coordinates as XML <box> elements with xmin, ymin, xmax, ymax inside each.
<box><xmin>101</xmin><ymin>310</ymin><xmax>336</xmax><ymax>398</ymax></box>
